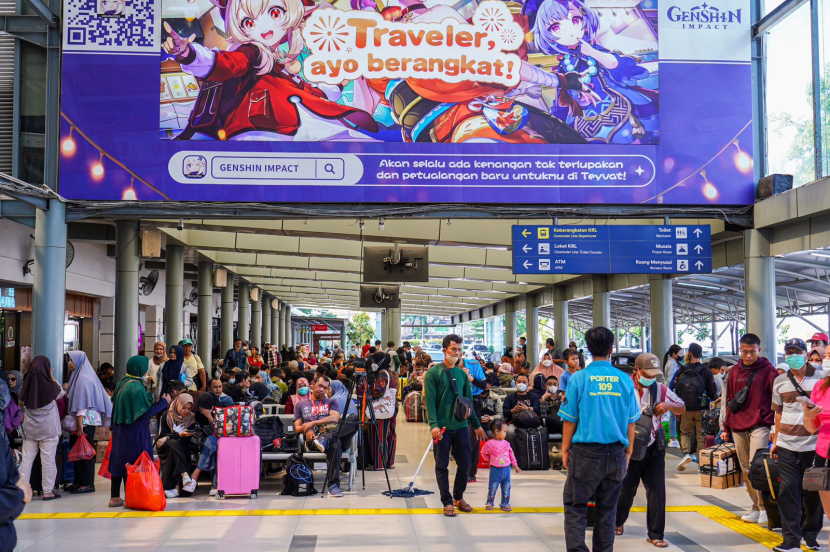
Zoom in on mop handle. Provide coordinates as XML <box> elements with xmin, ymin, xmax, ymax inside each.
<box><xmin>408</xmin><ymin>427</ymin><xmax>445</xmax><ymax>489</ymax></box>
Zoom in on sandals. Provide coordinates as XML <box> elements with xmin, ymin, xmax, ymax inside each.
<box><xmin>108</xmin><ymin>498</ymin><xmax>124</xmax><ymax>508</ymax></box>
<box><xmin>646</xmin><ymin>539</ymin><xmax>669</xmax><ymax>548</ymax></box>
<box><xmin>443</xmin><ymin>504</ymin><xmax>457</xmax><ymax>517</ymax></box>
<box><xmin>453</xmin><ymin>499</ymin><xmax>473</xmax><ymax>513</ymax></box>
<box><xmin>615</xmin><ymin>526</ymin><xmax>624</xmax><ymax>536</ymax></box>
<box><xmin>42</xmin><ymin>493</ymin><xmax>61</xmax><ymax>501</ymax></box>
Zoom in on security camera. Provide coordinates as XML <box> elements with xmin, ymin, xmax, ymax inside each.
<box><xmin>177</xmin><ymin>220</ymin><xmax>184</xmax><ymax>231</ymax></box>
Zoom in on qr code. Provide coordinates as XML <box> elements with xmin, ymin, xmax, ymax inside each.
<box><xmin>63</xmin><ymin>0</ymin><xmax>159</xmax><ymax>53</ymax></box>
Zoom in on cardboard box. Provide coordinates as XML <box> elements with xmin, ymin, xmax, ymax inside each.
<box><xmin>700</xmin><ymin>457</ymin><xmax>736</xmax><ymax>476</ymax></box>
<box><xmin>96</xmin><ymin>440</ymin><xmax>109</xmax><ymax>463</ymax></box>
<box><xmin>699</xmin><ymin>443</ymin><xmax>736</xmax><ymax>466</ymax></box>
<box><xmin>700</xmin><ymin>470</ymin><xmax>742</xmax><ymax>489</ymax></box>
<box><xmin>94</xmin><ymin>426</ymin><xmax>112</xmax><ymax>441</ymax></box>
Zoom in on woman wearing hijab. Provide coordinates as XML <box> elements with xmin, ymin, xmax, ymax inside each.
<box><xmin>66</xmin><ymin>350</ymin><xmax>112</xmax><ymax>494</ymax></box>
<box><xmin>161</xmin><ymin>345</ymin><xmax>184</xmax><ymax>396</ymax></box>
<box><xmin>6</xmin><ymin>371</ymin><xmax>21</xmax><ymax>402</ymax></box>
<box><xmin>189</xmin><ymin>379</ymin><xmax>223</xmax><ymax>496</ymax></box>
<box><xmin>18</xmin><ymin>357</ymin><xmax>63</xmax><ymax>500</ymax></box>
<box><xmin>529</xmin><ymin>352</ymin><xmax>564</xmax><ymax>391</ymax></box>
<box><xmin>147</xmin><ymin>341</ymin><xmax>167</xmax><ymax>398</ymax></box>
<box><xmin>108</xmin><ymin>355</ymin><xmax>169</xmax><ymax>507</ymax></box>
<box><xmin>0</xmin><ymin>371</ymin><xmax>10</xmax><ymax>445</ymax></box>
<box><xmin>285</xmin><ymin>376</ymin><xmax>310</xmax><ymax>415</ymax></box>
<box><xmin>157</xmin><ymin>394</ymin><xmax>198</xmax><ymax>497</ymax></box>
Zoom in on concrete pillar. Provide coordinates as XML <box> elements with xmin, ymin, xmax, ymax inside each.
<box><xmin>340</xmin><ymin>321</ymin><xmax>347</xmax><ymax>351</ymax></box>
<box><xmin>100</xmin><ymin>297</ymin><xmax>115</xmax><ymax>367</ymax></box>
<box><xmin>115</xmin><ymin>221</ymin><xmax>139</xmax><ymax>380</ymax></box>
<box><xmin>554</xmin><ymin>300</ymin><xmax>568</xmax><ymax>351</ymax></box>
<box><xmin>526</xmin><ymin>295</ymin><xmax>539</xmax><ymax>368</ymax></box>
<box><xmin>144</xmin><ymin>305</ymin><xmax>164</xmax><ymax>355</ymax></box>
<box><xmin>711</xmin><ymin>316</ymin><xmax>718</xmax><ymax>357</ymax></box>
<box><xmin>238</xmin><ymin>281</ymin><xmax>250</xmax><ymax>344</ymax></box>
<box><xmin>251</xmin><ymin>289</ymin><xmax>262</xmax><ymax>349</ymax></box>
<box><xmin>505</xmin><ymin>307</ymin><xmax>516</xmax><ymax>355</ymax></box>
<box><xmin>745</xmin><ymin>229</ymin><xmax>777</xmax><ymax>361</ymax></box>
<box><xmin>272</xmin><ymin>299</ymin><xmax>281</xmax><ymax>346</ymax></box>
<box><xmin>592</xmin><ymin>276</ymin><xmax>611</xmax><ymax>328</ymax></box>
<box><xmin>650</xmin><ymin>277</ymin><xmax>673</xmax><ymax>361</ymax></box>
<box><xmin>262</xmin><ymin>294</ymin><xmax>272</xmax><ymax>347</ymax></box>
<box><xmin>387</xmin><ymin>307</ymin><xmax>401</xmax><ymax>348</ymax></box>
<box><xmin>165</xmin><ymin>244</ymin><xmax>184</xmax><ymax>348</ymax></box>
<box><xmin>31</xmin><ymin>200</ymin><xmax>67</xmax><ymax>381</ymax></box>
<box><xmin>377</xmin><ymin>311</ymin><xmax>385</xmax><ymax>345</ymax></box>
<box><xmin>221</xmin><ymin>274</ymin><xmax>235</xmax><ymax>356</ymax></box>
<box><xmin>283</xmin><ymin>304</ymin><xmax>291</xmax><ymax>346</ymax></box>
<box><xmin>640</xmin><ymin>324</ymin><xmax>647</xmax><ymax>352</ymax></box>
<box><xmin>197</xmin><ymin>260</ymin><xmax>213</xmax><ymax>380</ymax></box>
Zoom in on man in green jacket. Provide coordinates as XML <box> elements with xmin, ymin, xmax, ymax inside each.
<box><xmin>425</xmin><ymin>334</ymin><xmax>487</xmax><ymax>517</ymax></box>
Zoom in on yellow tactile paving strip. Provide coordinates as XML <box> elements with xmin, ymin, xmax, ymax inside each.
<box><xmin>18</xmin><ymin>505</ymin><xmax>787</xmax><ymax>549</ymax></box>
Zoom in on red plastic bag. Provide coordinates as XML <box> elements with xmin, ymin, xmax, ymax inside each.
<box><xmin>478</xmin><ymin>445</ymin><xmax>490</xmax><ymax>469</ymax></box>
<box><xmin>68</xmin><ymin>434</ymin><xmax>95</xmax><ymax>462</ymax></box>
<box><xmin>125</xmin><ymin>451</ymin><xmax>166</xmax><ymax>511</ymax></box>
<box><xmin>97</xmin><ymin>440</ymin><xmax>113</xmax><ymax>480</ymax></box>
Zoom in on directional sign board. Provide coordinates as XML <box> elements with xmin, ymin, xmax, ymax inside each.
<box><xmin>512</xmin><ymin>225</ymin><xmax>712</xmax><ymax>275</ymax></box>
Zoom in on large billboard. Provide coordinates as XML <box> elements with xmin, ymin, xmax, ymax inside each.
<box><xmin>59</xmin><ymin>0</ymin><xmax>754</xmax><ymax>203</ymax></box>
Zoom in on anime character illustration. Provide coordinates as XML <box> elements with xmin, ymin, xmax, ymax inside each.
<box><xmin>182</xmin><ymin>155</ymin><xmax>207</xmax><ymax>178</ymax></box>
<box><xmin>99</xmin><ymin>0</ymin><xmax>126</xmax><ymax>17</ymax></box>
<box><xmin>530</xmin><ymin>0</ymin><xmax>659</xmax><ymax>144</ymax></box>
<box><xmin>161</xmin><ymin>0</ymin><xmax>378</xmax><ymax>141</ymax></box>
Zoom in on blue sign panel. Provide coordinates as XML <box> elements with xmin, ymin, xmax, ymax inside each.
<box><xmin>512</xmin><ymin>225</ymin><xmax>712</xmax><ymax>275</ymax></box>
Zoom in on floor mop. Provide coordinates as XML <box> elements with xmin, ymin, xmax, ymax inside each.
<box><xmin>382</xmin><ymin>428</ymin><xmax>444</xmax><ymax>498</ymax></box>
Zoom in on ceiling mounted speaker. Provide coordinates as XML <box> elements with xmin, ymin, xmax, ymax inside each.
<box><xmin>250</xmin><ymin>287</ymin><xmax>261</xmax><ymax>302</ymax></box>
<box><xmin>271</xmin><ymin>298</ymin><xmax>280</xmax><ymax>309</ymax></box>
<box><xmin>141</xmin><ymin>230</ymin><xmax>162</xmax><ymax>258</ymax></box>
<box><xmin>214</xmin><ymin>268</ymin><xmax>228</xmax><ymax>288</ymax></box>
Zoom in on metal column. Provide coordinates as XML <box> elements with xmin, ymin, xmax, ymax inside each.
<box><xmin>270</xmin><ymin>298</ymin><xmax>280</xmax><ymax>345</ymax></box>
<box><xmin>283</xmin><ymin>304</ymin><xmax>291</xmax><ymax>346</ymax></box>
<box><xmin>650</xmin><ymin>277</ymin><xmax>673</xmax><ymax>362</ymax></box>
<box><xmin>31</xmin><ymin>200</ymin><xmax>67</xmax><ymax>381</ymax></box>
<box><xmin>387</xmin><ymin>307</ymin><xmax>401</xmax><ymax>347</ymax></box>
<box><xmin>504</xmin><ymin>307</ymin><xmax>516</xmax><ymax>353</ymax></box>
<box><xmin>197</xmin><ymin>260</ymin><xmax>213</xmax><ymax>380</ymax></box>
<box><xmin>592</xmin><ymin>276</ymin><xmax>611</xmax><ymax>328</ymax></box>
<box><xmin>165</xmin><ymin>244</ymin><xmax>184</xmax><ymax>348</ymax></box>
<box><xmin>221</xmin><ymin>273</ymin><xmax>235</xmax><ymax>356</ymax></box>
<box><xmin>526</xmin><ymin>295</ymin><xmax>539</xmax><ymax>368</ymax></box>
<box><xmin>554</xmin><ymin>299</ymin><xmax>568</xmax><ymax>350</ymax></box>
<box><xmin>262</xmin><ymin>293</ymin><xmax>271</xmax><ymax>346</ymax></box>
<box><xmin>251</xmin><ymin>290</ymin><xmax>262</xmax><ymax>349</ymax></box>
<box><xmin>745</xmin><ymin>229</ymin><xmax>777</xmax><ymax>361</ymax></box>
<box><xmin>711</xmin><ymin>316</ymin><xmax>718</xmax><ymax>357</ymax></box>
<box><xmin>238</xmin><ymin>281</ymin><xmax>250</xmax><ymax>344</ymax></box>
<box><xmin>114</xmin><ymin>221</ymin><xmax>139</xmax><ymax>380</ymax></box>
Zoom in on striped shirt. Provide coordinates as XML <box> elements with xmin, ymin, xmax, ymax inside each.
<box><xmin>772</xmin><ymin>366</ymin><xmax>825</xmax><ymax>452</ymax></box>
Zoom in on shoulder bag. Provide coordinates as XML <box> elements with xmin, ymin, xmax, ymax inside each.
<box><xmin>804</xmin><ymin>443</ymin><xmax>830</xmax><ymax>491</ymax></box>
<box><xmin>445</xmin><ymin>368</ymin><xmax>472</xmax><ymax>421</ymax></box>
<box><xmin>631</xmin><ymin>383</ymin><xmax>659</xmax><ymax>462</ymax></box>
<box><xmin>728</xmin><ymin>369</ymin><xmax>757</xmax><ymax>414</ymax></box>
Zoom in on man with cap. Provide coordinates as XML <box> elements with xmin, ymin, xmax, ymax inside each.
<box><xmin>181</xmin><ymin>338</ymin><xmax>206</xmax><ymax>392</ymax></box>
<box><xmin>769</xmin><ymin>337</ymin><xmax>825</xmax><ymax>552</ymax></box>
<box><xmin>615</xmin><ymin>353</ymin><xmax>686</xmax><ymax>548</ymax></box>
<box><xmin>808</xmin><ymin>332</ymin><xmax>829</xmax><ymax>349</ymax></box>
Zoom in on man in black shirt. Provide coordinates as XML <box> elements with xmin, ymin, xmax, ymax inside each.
<box><xmin>225</xmin><ymin>371</ymin><xmax>251</xmax><ymax>403</ymax></box>
<box><xmin>502</xmin><ymin>374</ymin><xmax>542</xmax><ymax>423</ymax></box>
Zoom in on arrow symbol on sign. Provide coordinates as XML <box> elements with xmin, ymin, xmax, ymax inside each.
<box><xmin>522</xmin><ymin>244</ymin><xmax>531</xmax><ymax>253</ymax></box>
<box><xmin>695</xmin><ymin>261</ymin><xmax>704</xmax><ymax>270</ymax></box>
<box><xmin>694</xmin><ymin>245</ymin><xmax>703</xmax><ymax>254</ymax></box>
<box><xmin>523</xmin><ymin>260</ymin><xmax>532</xmax><ymax>269</ymax></box>
<box><xmin>521</xmin><ymin>229</ymin><xmax>531</xmax><ymax>238</ymax></box>
<box><xmin>693</xmin><ymin>228</ymin><xmax>703</xmax><ymax>237</ymax></box>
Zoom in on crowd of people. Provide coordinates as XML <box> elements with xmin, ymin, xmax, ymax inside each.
<box><xmin>4</xmin><ymin>327</ymin><xmax>830</xmax><ymax>552</ymax></box>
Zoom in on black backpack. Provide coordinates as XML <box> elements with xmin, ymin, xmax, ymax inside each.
<box><xmin>254</xmin><ymin>415</ymin><xmax>285</xmax><ymax>450</ymax></box>
<box><xmin>281</xmin><ymin>454</ymin><xmax>317</xmax><ymax>497</ymax></box>
<box><xmin>675</xmin><ymin>364</ymin><xmax>706</xmax><ymax>410</ymax></box>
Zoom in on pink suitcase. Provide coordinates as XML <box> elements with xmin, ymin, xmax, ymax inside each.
<box><xmin>216</xmin><ymin>435</ymin><xmax>260</xmax><ymax>499</ymax></box>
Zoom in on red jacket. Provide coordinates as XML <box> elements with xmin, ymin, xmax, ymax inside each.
<box><xmin>723</xmin><ymin>356</ymin><xmax>777</xmax><ymax>432</ymax></box>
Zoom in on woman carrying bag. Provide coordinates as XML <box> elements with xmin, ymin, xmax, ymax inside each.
<box><xmin>109</xmin><ymin>356</ymin><xmax>170</xmax><ymax>507</ymax></box>
<box><xmin>18</xmin><ymin>357</ymin><xmax>64</xmax><ymax>501</ymax></box>
<box><xmin>157</xmin><ymin>394</ymin><xmax>198</xmax><ymax>498</ymax></box>
<box><xmin>66</xmin><ymin>351</ymin><xmax>112</xmax><ymax>494</ymax></box>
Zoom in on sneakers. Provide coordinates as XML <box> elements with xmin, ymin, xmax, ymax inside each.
<box><xmin>772</xmin><ymin>547</ymin><xmax>802</xmax><ymax>552</ymax></box>
<box><xmin>741</xmin><ymin>510</ymin><xmax>760</xmax><ymax>523</ymax></box>
<box><xmin>165</xmin><ymin>489</ymin><xmax>179</xmax><ymax>498</ymax></box>
<box><xmin>668</xmin><ymin>439</ymin><xmax>681</xmax><ymax>449</ymax></box>
<box><xmin>313</xmin><ymin>437</ymin><xmax>328</xmax><ymax>453</ymax></box>
<box><xmin>208</xmin><ymin>487</ymin><xmax>217</xmax><ymax>497</ymax></box>
<box><xmin>467</xmin><ymin>477</ymin><xmax>477</xmax><ymax>483</ymax></box>
<box><xmin>328</xmin><ymin>484</ymin><xmax>342</xmax><ymax>498</ymax></box>
<box><xmin>485</xmin><ymin>503</ymin><xmax>494</xmax><ymax>511</ymax></box>
<box><xmin>677</xmin><ymin>454</ymin><xmax>693</xmax><ymax>472</ymax></box>
<box><xmin>182</xmin><ymin>477</ymin><xmax>197</xmax><ymax>493</ymax></box>
<box><xmin>500</xmin><ymin>504</ymin><xmax>512</xmax><ymax>512</ymax></box>
<box><xmin>803</xmin><ymin>540</ymin><xmax>822</xmax><ymax>551</ymax></box>
<box><xmin>758</xmin><ymin>511</ymin><xmax>768</xmax><ymax>526</ymax></box>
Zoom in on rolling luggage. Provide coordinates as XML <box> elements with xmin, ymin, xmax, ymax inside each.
<box><xmin>514</xmin><ymin>427</ymin><xmax>550</xmax><ymax>470</ymax></box>
<box><xmin>216</xmin><ymin>435</ymin><xmax>260</xmax><ymax>499</ymax></box>
<box><xmin>404</xmin><ymin>392</ymin><xmax>424</xmax><ymax>422</ymax></box>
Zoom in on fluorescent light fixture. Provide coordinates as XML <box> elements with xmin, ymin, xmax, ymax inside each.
<box><xmin>810</xmin><ymin>251</ymin><xmax>830</xmax><ymax>259</ymax></box>
<box><xmin>677</xmin><ymin>282</ymin><xmax>722</xmax><ymax>291</ymax></box>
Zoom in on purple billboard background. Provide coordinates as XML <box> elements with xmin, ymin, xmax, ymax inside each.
<box><xmin>59</xmin><ymin>53</ymin><xmax>753</xmax><ymax>204</ymax></box>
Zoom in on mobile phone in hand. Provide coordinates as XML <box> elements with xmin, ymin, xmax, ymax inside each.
<box><xmin>796</xmin><ymin>396</ymin><xmax>816</xmax><ymax>407</ymax></box>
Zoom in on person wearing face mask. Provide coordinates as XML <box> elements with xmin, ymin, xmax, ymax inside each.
<box><xmin>502</xmin><ymin>374</ymin><xmax>542</xmax><ymax>425</ymax></box>
<box><xmin>768</xmin><ymin>338</ymin><xmax>825</xmax><ymax>552</ymax></box>
<box><xmin>662</xmin><ymin>345</ymin><xmax>684</xmax><ymax>450</ymax></box>
<box><xmin>285</xmin><ymin>377</ymin><xmax>310</xmax><ymax>415</ymax></box>
<box><xmin>615</xmin><ymin>353</ymin><xmax>686</xmax><ymax>548</ymax></box>
<box><xmin>540</xmin><ymin>338</ymin><xmax>566</xmax><ymax>370</ymax></box>
<box><xmin>530</xmin><ymin>352</ymin><xmax>564</xmax><ymax>386</ymax></box>
<box><xmin>708</xmin><ymin>357</ymin><xmax>728</xmax><ymax>398</ymax></box>
<box><xmin>808</xmin><ymin>347</ymin><xmax>826</xmax><ymax>371</ymax></box>
<box><xmin>540</xmin><ymin>376</ymin><xmax>563</xmax><ymax>433</ymax></box>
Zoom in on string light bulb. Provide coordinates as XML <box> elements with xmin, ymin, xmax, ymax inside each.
<box><xmin>61</xmin><ymin>128</ymin><xmax>76</xmax><ymax>155</ymax></box>
<box><xmin>731</xmin><ymin>138</ymin><xmax>753</xmax><ymax>173</ymax></box>
<box><xmin>91</xmin><ymin>153</ymin><xmax>104</xmax><ymax>179</ymax></box>
<box><xmin>123</xmin><ymin>178</ymin><xmax>137</xmax><ymax>200</ymax></box>
<box><xmin>701</xmin><ymin>171</ymin><xmax>718</xmax><ymax>200</ymax></box>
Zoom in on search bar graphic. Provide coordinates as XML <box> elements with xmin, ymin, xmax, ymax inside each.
<box><xmin>169</xmin><ymin>152</ymin><xmax>360</xmax><ymax>186</ymax></box>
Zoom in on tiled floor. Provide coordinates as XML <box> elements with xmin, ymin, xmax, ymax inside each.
<box><xmin>12</xmin><ymin>414</ymin><xmax>827</xmax><ymax>551</ymax></box>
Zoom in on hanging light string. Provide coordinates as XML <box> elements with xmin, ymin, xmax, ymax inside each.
<box><xmin>640</xmin><ymin>119</ymin><xmax>753</xmax><ymax>205</ymax></box>
<box><xmin>60</xmin><ymin>112</ymin><xmax>171</xmax><ymax>200</ymax></box>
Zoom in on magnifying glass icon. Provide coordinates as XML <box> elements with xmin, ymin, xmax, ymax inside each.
<box><xmin>324</xmin><ymin>163</ymin><xmax>336</xmax><ymax>175</ymax></box>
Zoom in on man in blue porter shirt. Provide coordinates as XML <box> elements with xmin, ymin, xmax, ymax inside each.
<box><xmin>559</xmin><ymin>326</ymin><xmax>641</xmax><ymax>552</ymax></box>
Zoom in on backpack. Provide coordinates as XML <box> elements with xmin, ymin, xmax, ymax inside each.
<box><xmin>281</xmin><ymin>454</ymin><xmax>317</xmax><ymax>497</ymax></box>
<box><xmin>674</xmin><ymin>364</ymin><xmax>707</xmax><ymax>410</ymax></box>
<box><xmin>253</xmin><ymin>415</ymin><xmax>284</xmax><ymax>449</ymax></box>
<box><xmin>631</xmin><ymin>383</ymin><xmax>666</xmax><ymax>462</ymax></box>
<box><xmin>702</xmin><ymin>407</ymin><xmax>720</xmax><ymax>435</ymax></box>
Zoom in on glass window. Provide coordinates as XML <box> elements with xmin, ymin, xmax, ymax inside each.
<box><xmin>819</xmin><ymin>0</ymin><xmax>830</xmax><ymax>176</ymax></box>
<box><xmin>763</xmin><ymin>0</ymin><xmax>787</xmax><ymax>16</ymax></box>
<box><xmin>765</xmin><ymin>4</ymin><xmax>815</xmax><ymax>187</ymax></box>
